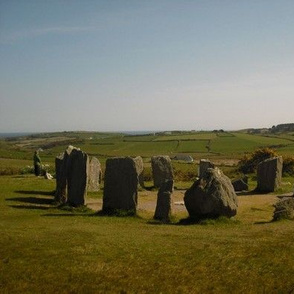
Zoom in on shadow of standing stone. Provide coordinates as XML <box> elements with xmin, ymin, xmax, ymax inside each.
<box><xmin>154</xmin><ymin>180</ymin><xmax>174</xmax><ymax>223</ymax></box>
<box><xmin>151</xmin><ymin>155</ymin><xmax>173</xmax><ymax>188</ymax></box>
<box><xmin>102</xmin><ymin>157</ymin><xmax>138</xmax><ymax>215</ymax></box>
<box><xmin>256</xmin><ymin>156</ymin><xmax>283</xmax><ymax>193</ymax></box>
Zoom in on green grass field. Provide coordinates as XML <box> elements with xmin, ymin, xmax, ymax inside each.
<box><xmin>1</xmin><ymin>175</ymin><xmax>294</xmax><ymax>293</ymax></box>
<box><xmin>1</xmin><ymin>131</ymin><xmax>294</xmax><ymax>293</ymax></box>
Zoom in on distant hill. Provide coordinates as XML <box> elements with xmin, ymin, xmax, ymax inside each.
<box><xmin>270</xmin><ymin>123</ymin><xmax>294</xmax><ymax>133</ymax></box>
<box><xmin>241</xmin><ymin>123</ymin><xmax>294</xmax><ymax>134</ymax></box>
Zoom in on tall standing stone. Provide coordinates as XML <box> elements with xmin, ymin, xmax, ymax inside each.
<box><xmin>87</xmin><ymin>157</ymin><xmax>101</xmax><ymax>192</ymax></box>
<box><xmin>54</xmin><ymin>146</ymin><xmax>73</xmax><ymax>204</ymax></box>
<box><xmin>151</xmin><ymin>155</ymin><xmax>173</xmax><ymax>188</ymax></box>
<box><xmin>67</xmin><ymin>148</ymin><xmax>88</xmax><ymax>206</ymax></box>
<box><xmin>256</xmin><ymin>156</ymin><xmax>283</xmax><ymax>192</ymax></box>
<box><xmin>103</xmin><ymin>157</ymin><xmax>138</xmax><ymax>214</ymax></box>
<box><xmin>154</xmin><ymin>180</ymin><xmax>174</xmax><ymax>222</ymax></box>
<box><xmin>198</xmin><ymin>159</ymin><xmax>215</xmax><ymax>178</ymax></box>
<box><xmin>134</xmin><ymin>156</ymin><xmax>144</xmax><ymax>188</ymax></box>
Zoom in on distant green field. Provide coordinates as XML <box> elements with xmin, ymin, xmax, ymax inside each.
<box><xmin>1</xmin><ymin>130</ymin><xmax>294</xmax><ymax>177</ymax></box>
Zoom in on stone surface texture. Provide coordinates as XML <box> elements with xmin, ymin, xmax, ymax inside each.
<box><xmin>256</xmin><ymin>156</ymin><xmax>283</xmax><ymax>192</ymax></box>
<box><xmin>151</xmin><ymin>155</ymin><xmax>173</xmax><ymax>188</ymax></box>
<box><xmin>103</xmin><ymin>157</ymin><xmax>138</xmax><ymax>214</ymax></box>
<box><xmin>184</xmin><ymin>167</ymin><xmax>238</xmax><ymax>219</ymax></box>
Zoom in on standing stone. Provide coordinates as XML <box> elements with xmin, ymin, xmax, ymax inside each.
<box><xmin>154</xmin><ymin>180</ymin><xmax>174</xmax><ymax>222</ymax></box>
<box><xmin>103</xmin><ymin>157</ymin><xmax>138</xmax><ymax>214</ymax></box>
<box><xmin>54</xmin><ymin>146</ymin><xmax>73</xmax><ymax>204</ymax></box>
<box><xmin>184</xmin><ymin>167</ymin><xmax>238</xmax><ymax>219</ymax></box>
<box><xmin>151</xmin><ymin>156</ymin><xmax>173</xmax><ymax>188</ymax></box>
<box><xmin>87</xmin><ymin>157</ymin><xmax>101</xmax><ymax>192</ymax></box>
<box><xmin>67</xmin><ymin>148</ymin><xmax>88</xmax><ymax>206</ymax></box>
<box><xmin>256</xmin><ymin>156</ymin><xmax>283</xmax><ymax>192</ymax></box>
<box><xmin>198</xmin><ymin>159</ymin><xmax>215</xmax><ymax>178</ymax></box>
<box><xmin>134</xmin><ymin>156</ymin><xmax>144</xmax><ymax>188</ymax></box>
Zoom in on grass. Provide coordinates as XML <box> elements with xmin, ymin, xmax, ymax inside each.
<box><xmin>1</xmin><ymin>131</ymin><xmax>294</xmax><ymax>293</ymax></box>
<box><xmin>1</xmin><ymin>175</ymin><xmax>294</xmax><ymax>293</ymax></box>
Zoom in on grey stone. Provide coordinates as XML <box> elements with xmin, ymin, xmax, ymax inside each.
<box><xmin>103</xmin><ymin>157</ymin><xmax>138</xmax><ymax>214</ymax></box>
<box><xmin>67</xmin><ymin>148</ymin><xmax>89</xmax><ymax>206</ymax></box>
<box><xmin>256</xmin><ymin>156</ymin><xmax>283</xmax><ymax>192</ymax></box>
<box><xmin>154</xmin><ymin>180</ymin><xmax>174</xmax><ymax>222</ymax></box>
<box><xmin>198</xmin><ymin>159</ymin><xmax>215</xmax><ymax>178</ymax></box>
<box><xmin>184</xmin><ymin>167</ymin><xmax>238</xmax><ymax>219</ymax></box>
<box><xmin>134</xmin><ymin>156</ymin><xmax>144</xmax><ymax>188</ymax></box>
<box><xmin>54</xmin><ymin>146</ymin><xmax>73</xmax><ymax>204</ymax></box>
<box><xmin>273</xmin><ymin>197</ymin><xmax>294</xmax><ymax>221</ymax></box>
<box><xmin>87</xmin><ymin>157</ymin><xmax>101</xmax><ymax>192</ymax></box>
<box><xmin>232</xmin><ymin>176</ymin><xmax>248</xmax><ymax>192</ymax></box>
<box><xmin>151</xmin><ymin>155</ymin><xmax>173</xmax><ymax>188</ymax></box>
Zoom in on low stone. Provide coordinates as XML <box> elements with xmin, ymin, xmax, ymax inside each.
<box><xmin>151</xmin><ymin>155</ymin><xmax>173</xmax><ymax>188</ymax></box>
<box><xmin>184</xmin><ymin>167</ymin><xmax>238</xmax><ymax>219</ymax></box>
<box><xmin>154</xmin><ymin>180</ymin><xmax>174</xmax><ymax>222</ymax></box>
<box><xmin>232</xmin><ymin>176</ymin><xmax>248</xmax><ymax>192</ymax></box>
<box><xmin>273</xmin><ymin>197</ymin><xmax>294</xmax><ymax>221</ymax></box>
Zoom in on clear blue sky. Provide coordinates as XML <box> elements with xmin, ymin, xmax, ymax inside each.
<box><xmin>1</xmin><ymin>0</ymin><xmax>294</xmax><ymax>132</ymax></box>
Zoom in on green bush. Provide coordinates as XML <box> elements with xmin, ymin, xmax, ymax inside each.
<box><xmin>282</xmin><ymin>156</ymin><xmax>294</xmax><ymax>176</ymax></box>
<box><xmin>238</xmin><ymin>148</ymin><xmax>278</xmax><ymax>174</ymax></box>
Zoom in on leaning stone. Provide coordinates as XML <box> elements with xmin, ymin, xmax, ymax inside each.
<box><xmin>67</xmin><ymin>148</ymin><xmax>89</xmax><ymax>206</ymax></box>
<box><xmin>256</xmin><ymin>156</ymin><xmax>283</xmax><ymax>192</ymax></box>
<box><xmin>87</xmin><ymin>157</ymin><xmax>101</xmax><ymax>192</ymax></box>
<box><xmin>184</xmin><ymin>167</ymin><xmax>238</xmax><ymax>219</ymax></box>
<box><xmin>273</xmin><ymin>197</ymin><xmax>294</xmax><ymax>221</ymax></box>
<box><xmin>198</xmin><ymin>159</ymin><xmax>214</xmax><ymax>178</ymax></box>
<box><xmin>154</xmin><ymin>180</ymin><xmax>174</xmax><ymax>222</ymax></box>
<box><xmin>151</xmin><ymin>155</ymin><xmax>173</xmax><ymax>188</ymax></box>
<box><xmin>134</xmin><ymin>156</ymin><xmax>144</xmax><ymax>188</ymax></box>
<box><xmin>232</xmin><ymin>176</ymin><xmax>248</xmax><ymax>192</ymax></box>
<box><xmin>103</xmin><ymin>157</ymin><xmax>138</xmax><ymax>215</ymax></box>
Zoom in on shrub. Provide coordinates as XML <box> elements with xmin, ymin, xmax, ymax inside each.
<box><xmin>282</xmin><ymin>156</ymin><xmax>294</xmax><ymax>176</ymax></box>
<box><xmin>238</xmin><ymin>148</ymin><xmax>278</xmax><ymax>174</ymax></box>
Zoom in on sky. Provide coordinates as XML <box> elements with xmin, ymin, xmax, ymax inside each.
<box><xmin>1</xmin><ymin>0</ymin><xmax>294</xmax><ymax>133</ymax></box>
